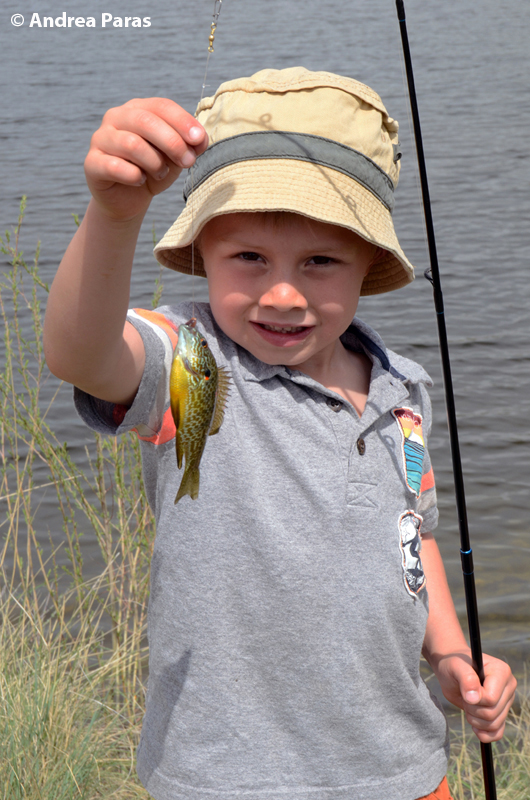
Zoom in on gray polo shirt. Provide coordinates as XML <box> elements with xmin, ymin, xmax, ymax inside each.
<box><xmin>75</xmin><ymin>302</ymin><xmax>448</xmax><ymax>800</ymax></box>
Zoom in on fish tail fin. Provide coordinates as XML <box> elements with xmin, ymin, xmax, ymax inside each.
<box><xmin>174</xmin><ymin>466</ymin><xmax>200</xmax><ymax>504</ymax></box>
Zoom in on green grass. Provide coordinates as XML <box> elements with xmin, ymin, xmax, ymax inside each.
<box><xmin>0</xmin><ymin>200</ymin><xmax>528</xmax><ymax>798</ymax></box>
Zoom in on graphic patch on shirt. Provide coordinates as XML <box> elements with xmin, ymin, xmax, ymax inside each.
<box><xmin>392</xmin><ymin>407</ymin><xmax>425</xmax><ymax>496</ymax></box>
<box><xmin>398</xmin><ymin>511</ymin><xmax>426</xmax><ymax>596</ymax></box>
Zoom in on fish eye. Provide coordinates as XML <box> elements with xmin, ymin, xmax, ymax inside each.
<box><xmin>201</xmin><ymin>339</ymin><xmax>208</xmax><ymax>348</ymax></box>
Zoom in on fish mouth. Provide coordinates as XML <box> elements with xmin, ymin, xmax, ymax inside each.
<box><xmin>250</xmin><ymin>321</ymin><xmax>314</xmax><ymax>346</ymax></box>
<box><xmin>177</xmin><ymin>319</ymin><xmax>197</xmax><ymax>348</ymax></box>
<box><xmin>176</xmin><ymin>318</ymin><xmax>202</xmax><ymax>373</ymax></box>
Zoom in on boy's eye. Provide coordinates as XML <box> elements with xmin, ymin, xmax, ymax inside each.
<box><xmin>238</xmin><ymin>251</ymin><xmax>262</xmax><ymax>261</ymax></box>
<box><xmin>308</xmin><ymin>255</ymin><xmax>335</xmax><ymax>265</ymax></box>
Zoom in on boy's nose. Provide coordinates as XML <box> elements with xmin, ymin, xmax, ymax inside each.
<box><xmin>258</xmin><ymin>281</ymin><xmax>308</xmax><ymax>312</ymax></box>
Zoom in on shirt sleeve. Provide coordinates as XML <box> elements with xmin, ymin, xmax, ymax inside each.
<box><xmin>73</xmin><ymin>308</ymin><xmax>178</xmax><ymax>440</ymax></box>
<box><xmin>417</xmin><ymin>446</ymin><xmax>438</xmax><ymax>533</ymax></box>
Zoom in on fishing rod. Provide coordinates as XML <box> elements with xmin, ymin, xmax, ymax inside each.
<box><xmin>394</xmin><ymin>2</ymin><xmax>497</xmax><ymax>798</ymax></box>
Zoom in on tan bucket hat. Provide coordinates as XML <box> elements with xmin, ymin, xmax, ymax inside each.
<box><xmin>154</xmin><ymin>66</ymin><xmax>414</xmax><ymax>295</ymax></box>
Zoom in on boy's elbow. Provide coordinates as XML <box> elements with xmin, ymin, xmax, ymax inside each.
<box><xmin>44</xmin><ymin>344</ymin><xmax>78</xmax><ymax>387</ymax></box>
<box><xmin>43</xmin><ymin>316</ymin><xmax>73</xmax><ymax>384</ymax></box>
<box><xmin>43</xmin><ymin>305</ymin><xmax>92</xmax><ymax>387</ymax></box>
<box><xmin>43</xmin><ymin>316</ymin><xmax>93</xmax><ymax>389</ymax></box>
<box><xmin>43</xmin><ymin>326</ymin><xmax>64</xmax><ymax>381</ymax></box>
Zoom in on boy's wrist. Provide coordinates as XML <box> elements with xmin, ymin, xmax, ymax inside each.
<box><xmin>87</xmin><ymin>196</ymin><xmax>149</xmax><ymax>229</ymax></box>
<box><xmin>422</xmin><ymin>640</ymin><xmax>472</xmax><ymax>675</ymax></box>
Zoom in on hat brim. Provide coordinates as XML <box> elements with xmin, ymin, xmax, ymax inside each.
<box><xmin>154</xmin><ymin>159</ymin><xmax>415</xmax><ymax>296</ymax></box>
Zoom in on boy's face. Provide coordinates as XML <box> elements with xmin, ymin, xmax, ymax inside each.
<box><xmin>199</xmin><ymin>212</ymin><xmax>375</xmax><ymax>375</ymax></box>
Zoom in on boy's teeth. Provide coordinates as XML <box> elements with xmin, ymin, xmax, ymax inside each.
<box><xmin>262</xmin><ymin>324</ymin><xmax>305</xmax><ymax>333</ymax></box>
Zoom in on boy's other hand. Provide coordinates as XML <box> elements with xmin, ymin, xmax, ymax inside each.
<box><xmin>434</xmin><ymin>651</ymin><xmax>517</xmax><ymax>742</ymax></box>
<box><xmin>85</xmin><ymin>98</ymin><xmax>208</xmax><ymax>221</ymax></box>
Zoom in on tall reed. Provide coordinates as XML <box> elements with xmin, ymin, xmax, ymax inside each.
<box><xmin>1</xmin><ymin>200</ymin><xmax>152</xmax><ymax>797</ymax></box>
<box><xmin>0</xmin><ymin>201</ymin><xmax>527</xmax><ymax>798</ymax></box>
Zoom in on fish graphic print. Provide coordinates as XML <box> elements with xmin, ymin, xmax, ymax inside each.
<box><xmin>392</xmin><ymin>407</ymin><xmax>426</xmax><ymax>496</ymax></box>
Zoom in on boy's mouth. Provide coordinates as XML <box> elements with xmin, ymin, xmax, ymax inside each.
<box><xmin>250</xmin><ymin>321</ymin><xmax>314</xmax><ymax>346</ymax></box>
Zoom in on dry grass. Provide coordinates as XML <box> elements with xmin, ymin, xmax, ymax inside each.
<box><xmin>448</xmin><ymin>693</ymin><xmax>530</xmax><ymax>800</ymax></box>
<box><xmin>1</xmin><ymin>199</ymin><xmax>151</xmax><ymax>797</ymax></box>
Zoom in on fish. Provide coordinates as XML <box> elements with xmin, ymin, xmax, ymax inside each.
<box><xmin>169</xmin><ymin>317</ymin><xmax>230</xmax><ymax>503</ymax></box>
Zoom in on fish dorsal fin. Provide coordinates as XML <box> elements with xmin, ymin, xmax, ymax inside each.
<box><xmin>209</xmin><ymin>366</ymin><xmax>231</xmax><ymax>436</ymax></box>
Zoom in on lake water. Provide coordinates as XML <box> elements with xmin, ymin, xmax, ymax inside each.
<box><xmin>1</xmin><ymin>0</ymin><xmax>529</xmax><ymax>684</ymax></box>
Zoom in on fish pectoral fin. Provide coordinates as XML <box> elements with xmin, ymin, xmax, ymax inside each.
<box><xmin>183</xmin><ymin>356</ymin><xmax>201</xmax><ymax>378</ymax></box>
<box><xmin>170</xmin><ymin>396</ymin><xmax>180</xmax><ymax>428</ymax></box>
<box><xmin>174</xmin><ymin>465</ymin><xmax>200</xmax><ymax>503</ymax></box>
<box><xmin>175</xmin><ymin>431</ymin><xmax>184</xmax><ymax>469</ymax></box>
<box><xmin>209</xmin><ymin>366</ymin><xmax>231</xmax><ymax>436</ymax></box>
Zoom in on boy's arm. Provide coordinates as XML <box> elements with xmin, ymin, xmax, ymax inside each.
<box><xmin>44</xmin><ymin>202</ymin><xmax>147</xmax><ymax>405</ymax></box>
<box><xmin>44</xmin><ymin>98</ymin><xmax>208</xmax><ymax>405</ymax></box>
<box><xmin>421</xmin><ymin>533</ymin><xmax>517</xmax><ymax>742</ymax></box>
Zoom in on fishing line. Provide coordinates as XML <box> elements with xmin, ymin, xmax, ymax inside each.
<box><xmin>190</xmin><ymin>0</ymin><xmax>223</xmax><ymax>318</ymax></box>
<box><xmin>395</xmin><ymin>3</ymin><xmax>497</xmax><ymax>798</ymax></box>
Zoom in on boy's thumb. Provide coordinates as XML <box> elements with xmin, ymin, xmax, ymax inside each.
<box><xmin>460</xmin><ymin>669</ymin><xmax>482</xmax><ymax>705</ymax></box>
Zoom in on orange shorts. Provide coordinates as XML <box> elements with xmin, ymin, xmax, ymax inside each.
<box><xmin>415</xmin><ymin>776</ymin><xmax>453</xmax><ymax>800</ymax></box>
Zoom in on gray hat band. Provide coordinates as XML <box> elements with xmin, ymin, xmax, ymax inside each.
<box><xmin>183</xmin><ymin>131</ymin><xmax>397</xmax><ymax>213</ymax></box>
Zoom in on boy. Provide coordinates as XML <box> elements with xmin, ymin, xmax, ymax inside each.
<box><xmin>44</xmin><ymin>68</ymin><xmax>516</xmax><ymax>800</ymax></box>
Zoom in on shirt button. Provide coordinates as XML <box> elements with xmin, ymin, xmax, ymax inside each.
<box><xmin>327</xmin><ymin>397</ymin><xmax>342</xmax><ymax>411</ymax></box>
<box><xmin>357</xmin><ymin>437</ymin><xmax>366</xmax><ymax>455</ymax></box>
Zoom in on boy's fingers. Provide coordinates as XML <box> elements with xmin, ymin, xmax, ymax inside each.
<box><xmin>471</xmin><ymin>722</ymin><xmax>506</xmax><ymax>744</ymax></box>
<box><xmin>482</xmin><ymin>679</ymin><xmax>517</xmax><ymax>716</ymax></box>
<box><xmin>84</xmin><ymin>97</ymin><xmax>210</xmax><ymax>210</ymax></box>
<box><xmin>439</xmin><ymin>654</ymin><xmax>516</xmax><ymax>744</ymax></box>
<box><xmin>465</xmin><ymin>699</ymin><xmax>507</xmax><ymax>725</ymax></box>
<box><xmin>456</xmin><ymin>667</ymin><xmax>483</xmax><ymax>706</ymax></box>
<box><xmin>96</xmin><ymin>112</ymin><xmax>195</xmax><ymax>172</ymax></box>
<box><xmin>126</xmin><ymin>97</ymin><xmax>209</xmax><ymax>150</ymax></box>
<box><xmin>85</xmin><ymin>150</ymin><xmax>148</xmax><ymax>188</ymax></box>
<box><xmin>103</xmin><ymin>100</ymin><xmax>208</xmax><ymax>168</ymax></box>
<box><xmin>467</xmin><ymin>707</ymin><xmax>507</xmax><ymax>742</ymax></box>
<box><xmin>482</xmin><ymin>657</ymin><xmax>518</xmax><ymax>705</ymax></box>
<box><xmin>92</xmin><ymin>129</ymin><xmax>173</xmax><ymax>181</ymax></box>
<box><xmin>188</xmin><ymin>124</ymin><xmax>208</xmax><ymax>147</ymax></box>
<box><xmin>464</xmin><ymin>678</ymin><xmax>516</xmax><ymax>742</ymax></box>
<box><xmin>471</xmin><ymin>684</ymin><xmax>516</xmax><ymax>723</ymax></box>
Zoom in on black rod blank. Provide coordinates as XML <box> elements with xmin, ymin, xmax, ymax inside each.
<box><xmin>395</xmin><ymin>2</ymin><xmax>496</xmax><ymax>797</ymax></box>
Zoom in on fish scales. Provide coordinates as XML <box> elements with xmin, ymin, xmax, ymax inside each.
<box><xmin>170</xmin><ymin>318</ymin><xmax>229</xmax><ymax>503</ymax></box>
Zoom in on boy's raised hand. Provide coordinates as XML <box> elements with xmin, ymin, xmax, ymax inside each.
<box><xmin>434</xmin><ymin>651</ymin><xmax>517</xmax><ymax>742</ymax></box>
<box><xmin>44</xmin><ymin>98</ymin><xmax>208</xmax><ymax>403</ymax></box>
<box><xmin>85</xmin><ymin>98</ymin><xmax>208</xmax><ymax>220</ymax></box>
